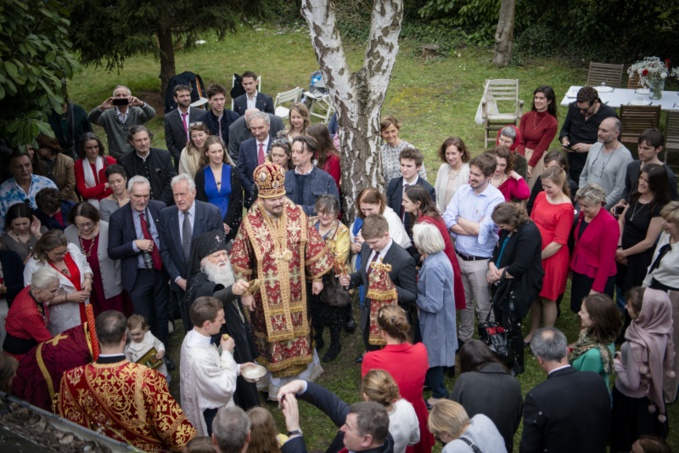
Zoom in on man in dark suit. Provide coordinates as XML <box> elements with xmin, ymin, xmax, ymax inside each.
<box><xmin>520</xmin><ymin>327</ymin><xmax>611</xmax><ymax>453</ymax></box>
<box><xmin>340</xmin><ymin>214</ymin><xmax>417</xmax><ymax>357</ymax></box>
<box><xmin>233</xmin><ymin>71</ymin><xmax>274</xmax><ymax>117</ymax></box>
<box><xmin>237</xmin><ymin>111</ymin><xmax>274</xmax><ymax>207</ymax></box>
<box><xmin>107</xmin><ymin>175</ymin><xmax>174</xmax><ymax>368</ymax></box>
<box><xmin>118</xmin><ymin>125</ymin><xmax>176</xmax><ymax>206</ymax></box>
<box><xmin>386</xmin><ymin>147</ymin><xmax>436</xmax><ymax>231</ymax></box>
<box><xmin>164</xmin><ymin>84</ymin><xmax>203</xmax><ymax>171</ymax></box>
<box><xmin>228</xmin><ymin>109</ymin><xmax>284</xmax><ymax>164</ymax></box>
<box><xmin>198</xmin><ymin>83</ymin><xmax>240</xmax><ymax>147</ymax></box>
<box><xmin>277</xmin><ymin>380</ymin><xmax>394</xmax><ymax>453</ymax></box>
<box><xmin>159</xmin><ymin>174</ymin><xmax>223</xmax><ymax>331</ymax></box>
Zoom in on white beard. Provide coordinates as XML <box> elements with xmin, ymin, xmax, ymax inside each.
<box><xmin>201</xmin><ymin>257</ymin><xmax>236</xmax><ymax>288</ymax></box>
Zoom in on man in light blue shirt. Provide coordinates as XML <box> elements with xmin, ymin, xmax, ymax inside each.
<box><xmin>442</xmin><ymin>153</ymin><xmax>504</xmax><ymax>344</ymax></box>
<box><xmin>0</xmin><ymin>152</ymin><xmax>57</xmax><ymax>232</ymax></box>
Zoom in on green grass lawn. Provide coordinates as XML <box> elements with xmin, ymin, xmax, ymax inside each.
<box><xmin>69</xmin><ymin>23</ymin><xmax>678</xmax><ymax>452</ymax></box>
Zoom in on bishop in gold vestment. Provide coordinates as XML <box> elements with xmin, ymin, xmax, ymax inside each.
<box><xmin>230</xmin><ymin>162</ymin><xmax>333</xmax><ymax>379</ymax></box>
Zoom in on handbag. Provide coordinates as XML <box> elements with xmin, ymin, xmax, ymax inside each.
<box><xmin>319</xmin><ymin>272</ymin><xmax>351</xmax><ymax>307</ymax></box>
<box><xmin>478</xmin><ymin>271</ymin><xmax>511</xmax><ymax>359</ymax></box>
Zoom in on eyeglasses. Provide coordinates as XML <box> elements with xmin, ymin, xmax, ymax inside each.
<box><xmin>189</xmin><ymin>121</ymin><xmax>205</xmax><ymax>127</ymax></box>
<box><xmin>76</xmin><ymin>221</ymin><xmax>95</xmax><ymax>230</ymax></box>
<box><xmin>271</xmin><ymin>139</ymin><xmax>289</xmax><ymax>147</ymax></box>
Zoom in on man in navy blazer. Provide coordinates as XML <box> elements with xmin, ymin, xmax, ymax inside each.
<box><xmin>237</xmin><ymin>111</ymin><xmax>274</xmax><ymax>208</ymax></box>
<box><xmin>164</xmin><ymin>84</ymin><xmax>204</xmax><ymax>171</ymax></box>
<box><xmin>386</xmin><ymin>147</ymin><xmax>436</xmax><ymax>232</ymax></box>
<box><xmin>227</xmin><ymin>109</ymin><xmax>284</xmax><ymax>164</ymax></box>
<box><xmin>233</xmin><ymin>71</ymin><xmax>274</xmax><ymax>116</ymax></box>
<box><xmin>520</xmin><ymin>327</ymin><xmax>611</xmax><ymax>453</ymax></box>
<box><xmin>340</xmin><ymin>214</ymin><xmax>417</xmax><ymax>355</ymax></box>
<box><xmin>108</xmin><ymin>176</ymin><xmax>172</xmax><ymax>362</ymax></box>
<box><xmin>159</xmin><ymin>174</ymin><xmax>223</xmax><ymax>331</ymax></box>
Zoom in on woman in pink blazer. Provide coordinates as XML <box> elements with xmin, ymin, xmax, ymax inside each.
<box><xmin>570</xmin><ymin>183</ymin><xmax>620</xmax><ymax>313</ymax></box>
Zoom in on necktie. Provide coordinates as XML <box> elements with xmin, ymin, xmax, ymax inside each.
<box><xmin>649</xmin><ymin>243</ymin><xmax>671</xmax><ymax>273</ymax></box>
<box><xmin>258</xmin><ymin>142</ymin><xmax>266</xmax><ymax>165</ymax></box>
<box><xmin>182</xmin><ymin>212</ymin><xmax>192</xmax><ymax>262</ymax></box>
<box><xmin>367</xmin><ymin>251</ymin><xmax>380</xmax><ymax>275</ymax></box>
<box><xmin>401</xmin><ymin>183</ymin><xmax>411</xmax><ymax>220</ymax></box>
<box><xmin>181</xmin><ymin>112</ymin><xmax>189</xmax><ymax>142</ymax></box>
<box><xmin>139</xmin><ymin>212</ymin><xmax>162</xmax><ymax>270</ymax></box>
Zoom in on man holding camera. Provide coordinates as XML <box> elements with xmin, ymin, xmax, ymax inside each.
<box><xmin>88</xmin><ymin>85</ymin><xmax>156</xmax><ymax>158</ymax></box>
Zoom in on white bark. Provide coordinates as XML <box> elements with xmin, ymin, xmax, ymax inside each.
<box><xmin>301</xmin><ymin>0</ymin><xmax>404</xmax><ymax>219</ymax></box>
<box><xmin>493</xmin><ymin>0</ymin><xmax>516</xmax><ymax>66</ymax></box>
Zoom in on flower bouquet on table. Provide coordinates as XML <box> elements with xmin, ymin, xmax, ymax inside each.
<box><xmin>627</xmin><ymin>57</ymin><xmax>672</xmax><ymax>99</ymax></box>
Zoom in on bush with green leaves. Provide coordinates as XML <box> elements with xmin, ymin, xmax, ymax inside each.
<box><xmin>0</xmin><ymin>0</ymin><xmax>79</xmax><ymax>147</ymax></box>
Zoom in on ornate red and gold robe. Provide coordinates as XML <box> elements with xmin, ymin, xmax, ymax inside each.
<box><xmin>230</xmin><ymin>198</ymin><xmax>334</xmax><ymax>377</ymax></box>
<box><xmin>56</xmin><ymin>359</ymin><xmax>196</xmax><ymax>452</ymax></box>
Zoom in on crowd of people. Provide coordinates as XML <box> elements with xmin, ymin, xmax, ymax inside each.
<box><xmin>0</xmin><ymin>80</ymin><xmax>677</xmax><ymax>453</ymax></box>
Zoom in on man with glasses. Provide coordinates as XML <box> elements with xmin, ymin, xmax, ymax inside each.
<box><xmin>559</xmin><ymin>86</ymin><xmax>617</xmax><ymax>186</ymax></box>
<box><xmin>578</xmin><ymin>117</ymin><xmax>632</xmax><ymax>209</ymax></box>
<box><xmin>227</xmin><ymin>108</ymin><xmax>284</xmax><ymax>164</ymax></box>
<box><xmin>164</xmin><ymin>84</ymin><xmax>203</xmax><ymax>171</ymax></box>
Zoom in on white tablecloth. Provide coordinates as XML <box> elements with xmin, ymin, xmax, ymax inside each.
<box><xmin>560</xmin><ymin>86</ymin><xmax>679</xmax><ymax>111</ymax></box>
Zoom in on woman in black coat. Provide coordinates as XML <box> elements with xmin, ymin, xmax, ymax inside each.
<box><xmin>486</xmin><ymin>202</ymin><xmax>544</xmax><ymax>375</ymax></box>
<box><xmin>450</xmin><ymin>339</ymin><xmax>523</xmax><ymax>453</ymax></box>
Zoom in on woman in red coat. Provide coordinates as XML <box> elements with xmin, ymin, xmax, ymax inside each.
<box><xmin>362</xmin><ymin>305</ymin><xmax>434</xmax><ymax>453</ymax></box>
<box><xmin>74</xmin><ymin>133</ymin><xmax>116</xmax><ymax>208</ymax></box>
<box><xmin>3</xmin><ymin>267</ymin><xmax>61</xmax><ymax>360</ymax></box>
<box><xmin>570</xmin><ymin>183</ymin><xmax>620</xmax><ymax>313</ymax></box>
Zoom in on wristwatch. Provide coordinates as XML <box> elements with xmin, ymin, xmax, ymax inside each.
<box><xmin>288</xmin><ymin>429</ymin><xmax>303</xmax><ymax>436</ymax></box>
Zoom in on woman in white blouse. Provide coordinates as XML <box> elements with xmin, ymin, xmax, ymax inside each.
<box><xmin>434</xmin><ymin>136</ymin><xmax>471</xmax><ymax>212</ymax></box>
<box><xmin>24</xmin><ymin>229</ymin><xmax>92</xmax><ymax>335</ymax></box>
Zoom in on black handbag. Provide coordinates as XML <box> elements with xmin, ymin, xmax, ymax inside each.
<box><xmin>319</xmin><ymin>273</ymin><xmax>351</xmax><ymax>307</ymax></box>
<box><xmin>477</xmin><ymin>307</ymin><xmax>510</xmax><ymax>359</ymax></box>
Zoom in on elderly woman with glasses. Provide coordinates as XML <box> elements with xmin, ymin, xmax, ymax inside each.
<box><xmin>2</xmin><ymin>267</ymin><xmax>62</xmax><ymax>360</ymax></box>
<box><xmin>23</xmin><ymin>229</ymin><xmax>93</xmax><ymax>335</ymax></box>
<box><xmin>64</xmin><ymin>202</ymin><xmax>126</xmax><ymax>316</ymax></box>
<box><xmin>570</xmin><ymin>183</ymin><xmax>620</xmax><ymax>313</ymax></box>
<box><xmin>74</xmin><ymin>133</ymin><xmax>117</xmax><ymax>208</ymax></box>
<box><xmin>178</xmin><ymin>121</ymin><xmax>210</xmax><ymax>178</ymax></box>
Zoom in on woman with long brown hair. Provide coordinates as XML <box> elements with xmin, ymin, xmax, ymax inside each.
<box><xmin>179</xmin><ymin>122</ymin><xmax>211</xmax><ymax>178</ymax></box>
<box><xmin>306</xmin><ymin>124</ymin><xmax>341</xmax><ymax>191</ymax></box>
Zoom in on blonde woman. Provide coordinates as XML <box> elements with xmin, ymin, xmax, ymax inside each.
<box><xmin>178</xmin><ymin>122</ymin><xmax>210</xmax><ymax>177</ymax></box>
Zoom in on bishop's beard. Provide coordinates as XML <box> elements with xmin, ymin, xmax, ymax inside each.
<box><xmin>201</xmin><ymin>257</ymin><xmax>236</xmax><ymax>288</ymax></box>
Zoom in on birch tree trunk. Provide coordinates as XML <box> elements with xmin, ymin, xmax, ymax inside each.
<box><xmin>301</xmin><ymin>0</ymin><xmax>404</xmax><ymax>219</ymax></box>
<box><xmin>493</xmin><ymin>0</ymin><xmax>516</xmax><ymax>66</ymax></box>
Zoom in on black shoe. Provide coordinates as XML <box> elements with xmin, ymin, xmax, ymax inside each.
<box><xmin>345</xmin><ymin>319</ymin><xmax>356</xmax><ymax>333</ymax></box>
<box><xmin>354</xmin><ymin>354</ymin><xmax>364</xmax><ymax>364</ymax></box>
<box><xmin>163</xmin><ymin>356</ymin><xmax>176</xmax><ymax>371</ymax></box>
<box><xmin>315</xmin><ymin>335</ymin><xmax>325</xmax><ymax>351</ymax></box>
<box><xmin>322</xmin><ymin>345</ymin><xmax>341</xmax><ymax>363</ymax></box>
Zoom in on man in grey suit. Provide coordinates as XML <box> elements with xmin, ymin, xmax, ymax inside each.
<box><xmin>227</xmin><ymin>108</ymin><xmax>284</xmax><ymax>164</ymax></box>
<box><xmin>159</xmin><ymin>174</ymin><xmax>223</xmax><ymax>331</ymax></box>
<box><xmin>340</xmin><ymin>214</ymin><xmax>417</xmax><ymax>358</ymax></box>
<box><xmin>164</xmin><ymin>85</ymin><xmax>204</xmax><ymax>171</ymax></box>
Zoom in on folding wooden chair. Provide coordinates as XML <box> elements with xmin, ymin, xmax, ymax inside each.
<box><xmin>587</xmin><ymin>62</ymin><xmax>624</xmax><ymax>87</ymax></box>
<box><xmin>481</xmin><ymin>79</ymin><xmax>524</xmax><ymax>148</ymax></box>
<box><xmin>273</xmin><ymin>87</ymin><xmax>303</xmax><ymax>119</ymax></box>
<box><xmin>619</xmin><ymin>105</ymin><xmax>661</xmax><ymax>146</ymax></box>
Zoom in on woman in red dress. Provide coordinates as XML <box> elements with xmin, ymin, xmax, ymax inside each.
<box><xmin>64</xmin><ymin>202</ymin><xmax>128</xmax><ymax>316</ymax></box>
<box><xmin>74</xmin><ymin>133</ymin><xmax>116</xmax><ymax>208</ymax></box>
<box><xmin>516</xmin><ymin>85</ymin><xmax>559</xmax><ymax>189</ymax></box>
<box><xmin>3</xmin><ymin>267</ymin><xmax>61</xmax><ymax>359</ymax></box>
<box><xmin>403</xmin><ymin>185</ymin><xmax>465</xmax><ymax>310</ymax></box>
<box><xmin>487</xmin><ymin>147</ymin><xmax>531</xmax><ymax>203</ymax></box>
<box><xmin>362</xmin><ymin>305</ymin><xmax>434</xmax><ymax>453</ymax></box>
<box><xmin>526</xmin><ymin>167</ymin><xmax>574</xmax><ymax>343</ymax></box>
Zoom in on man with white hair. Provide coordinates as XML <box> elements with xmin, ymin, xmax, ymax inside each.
<box><xmin>87</xmin><ymin>85</ymin><xmax>156</xmax><ymax>158</ymax></box>
<box><xmin>108</xmin><ymin>175</ymin><xmax>171</xmax><ymax>362</ymax></box>
<box><xmin>160</xmin><ymin>174</ymin><xmax>223</xmax><ymax>331</ymax></box>
<box><xmin>184</xmin><ymin>230</ymin><xmax>260</xmax><ymax>410</ymax></box>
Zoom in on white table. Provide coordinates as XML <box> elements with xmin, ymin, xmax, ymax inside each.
<box><xmin>560</xmin><ymin>86</ymin><xmax>679</xmax><ymax>111</ymax></box>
